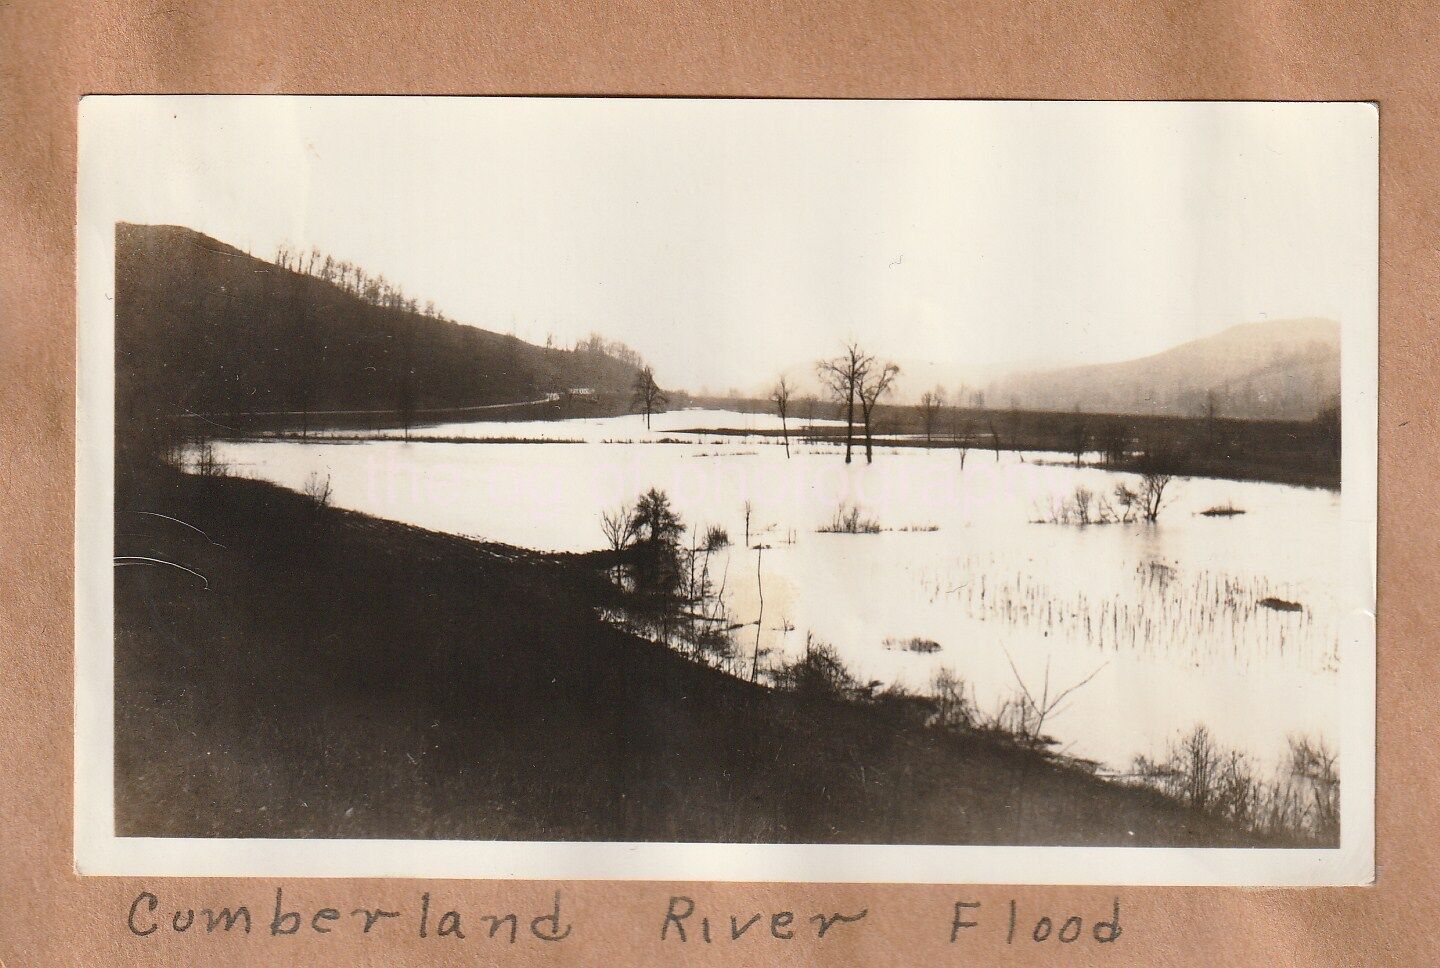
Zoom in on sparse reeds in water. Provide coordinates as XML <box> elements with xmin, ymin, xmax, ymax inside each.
<box><xmin>924</xmin><ymin>552</ymin><xmax>1337</xmax><ymax>671</ymax></box>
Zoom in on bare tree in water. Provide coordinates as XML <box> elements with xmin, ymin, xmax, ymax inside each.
<box><xmin>1135</xmin><ymin>442</ymin><xmax>1178</xmax><ymax>522</ymax></box>
<box><xmin>857</xmin><ymin>360</ymin><xmax>900</xmax><ymax>464</ymax></box>
<box><xmin>770</xmin><ymin>376</ymin><xmax>793</xmax><ymax>458</ymax></box>
<box><xmin>816</xmin><ymin>341</ymin><xmax>874</xmax><ymax>464</ymax></box>
<box><xmin>950</xmin><ymin>404</ymin><xmax>971</xmax><ymax>469</ymax></box>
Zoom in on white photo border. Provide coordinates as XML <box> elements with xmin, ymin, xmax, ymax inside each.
<box><xmin>74</xmin><ymin>96</ymin><xmax>1377</xmax><ymax>884</ymax></box>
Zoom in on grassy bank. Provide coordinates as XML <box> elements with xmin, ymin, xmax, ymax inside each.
<box><xmin>116</xmin><ymin>463</ymin><xmax>1294</xmax><ymax>845</ymax></box>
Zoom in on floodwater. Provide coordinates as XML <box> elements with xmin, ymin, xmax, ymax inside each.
<box><xmin>206</xmin><ymin>408</ymin><xmax>1343</xmax><ymax>774</ymax></box>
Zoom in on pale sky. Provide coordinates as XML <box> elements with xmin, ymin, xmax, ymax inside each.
<box><xmin>80</xmin><ymin>97</ymin><xmax>1376</xmax><ymax>395</ymax></box>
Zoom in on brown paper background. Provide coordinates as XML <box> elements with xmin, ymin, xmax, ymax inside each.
<box><xmin>2</xmin><ymin>1</ymin><xmax>1436</xmax><ymax>964</ymax></box>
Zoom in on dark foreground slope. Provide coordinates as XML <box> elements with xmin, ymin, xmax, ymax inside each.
<box><xmin>115</xmin><ymin>465</ymin><xmax>1273</xmax><ymax>846</ymax></box>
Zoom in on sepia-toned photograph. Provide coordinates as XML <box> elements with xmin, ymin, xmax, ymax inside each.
<box><xmin>75</xmin><ymin>97</ymin><xmax>1376</xmax><ymax>883</ymax></box>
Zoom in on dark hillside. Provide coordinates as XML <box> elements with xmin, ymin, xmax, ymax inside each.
<box><xmin>991</xmin><ymin>318</ymin><xmax>1340</xmax><ymax>420</ymax></box>
<box><xmin>115</xmin><ymin>223</ymin><xmax>643</xmax><ymax>445</ymax></box>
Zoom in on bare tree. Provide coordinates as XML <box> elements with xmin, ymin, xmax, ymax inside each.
<box><xmin>1203</xmin><ymin>388</ymin><xmax>1221</xmax><ymax>456</ymax></box>
<box><xmin>1111</xmin><ymin>482</ymin><xmax>1139</xmax><ymax>522</ymax></box>
<box><xmin>950</xmin><ymin>405</ymin><xmax>971</xmax><ymax>469</ymax></box>
<box><xmin>1140</xmin><ymin>470</ymin><xmax>1174</xmax><ymax>522</ymax></box>
<box><xmin>1002</xmin><ymin>652</ymin><xmax>1109</xmax><ymax>747</ymax></box>
<box><xmin>816</xmin><ymin>341</ymin><xmax>874</xmax><ymax>464</ymax></box>
<box><xmin>770</xmin><ymin>376</ymin><xmax>793</xmax><ymax>458</ymax></box>
<box><xmin>1136</xmin><ymin>443</ymin><xmax>1177</xmax><ymax>522</ymax></box>
<box><xmin>630</xmin><ymin>366</ymin><xmax>668</xmax><ymax>429</ymax></box>
<box><xmin>919</xmin><ymin>386</ymin><xmax>945</xmax><ymax>446</ymax></box>
<box><xmin>857</xmin><ymin>361</ymin><xmax>900</xmax><ymax>464</ymax></box>
<box><xmin>987</xmin><ymin>416</ymin><xmax>1003</xmax><ymax>461</ymax></box>
<box><xmin>1068</xmin><ymin>408</ymin><xmax>1088</xmax><ymax>467</ymax></box>
<box><xmin>600</xmin><ymin>502</ymin><xmax>640</xmax><ymax>586</ymax></box>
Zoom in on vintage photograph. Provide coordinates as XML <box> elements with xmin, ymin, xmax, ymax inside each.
<box><xmin>76</xmin><ymin>97</ymin><xmax>1376</xmax><ymax>882</ymax></box>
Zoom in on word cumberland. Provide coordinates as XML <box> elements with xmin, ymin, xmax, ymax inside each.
<box><xmin>127</xmin><ymin>889</ymin><xmax>572</xmax><ymax>942</ymax></box>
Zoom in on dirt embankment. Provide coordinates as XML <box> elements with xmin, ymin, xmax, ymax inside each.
<box><xmin>115</xmin><ymin>464</ymin><xmax>1282</xmax><ymax>846</ymax></box>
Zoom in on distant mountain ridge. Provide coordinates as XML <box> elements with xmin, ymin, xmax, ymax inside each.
<box><xmin>115</xmin><ymin>223</ymin><xmax>645</xmax><ymax>437</ymax></box>
<box><xmin>988</xmin><ymin>318</ymin><xmax>1340</xmax><ymax>420</ymax></box>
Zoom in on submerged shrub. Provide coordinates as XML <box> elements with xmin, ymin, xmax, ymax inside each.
<box><xmin>884</xmin><ymin>636</ymin><xmax>941</xmax><ymax>654</ymax></box>
<box><xmin>1258</xmin><ymin>597</ymin><xmax>1304</xmax><ymax>612</ymax></box>
<box><xmin>818</xmin><ymin>502</ymin><xmax>882</xmax><ymax>534</ymax></box>
<box><xmin>1038</xmin><ymin>484</ymin><xmax>1136</xmax><ymax>526</ymax></box>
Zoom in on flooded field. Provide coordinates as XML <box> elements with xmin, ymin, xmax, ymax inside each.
<box><xmin>205</xmin><ymin>409</ymin><xmax>1342</xmax><ymax>774</ymax></box>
